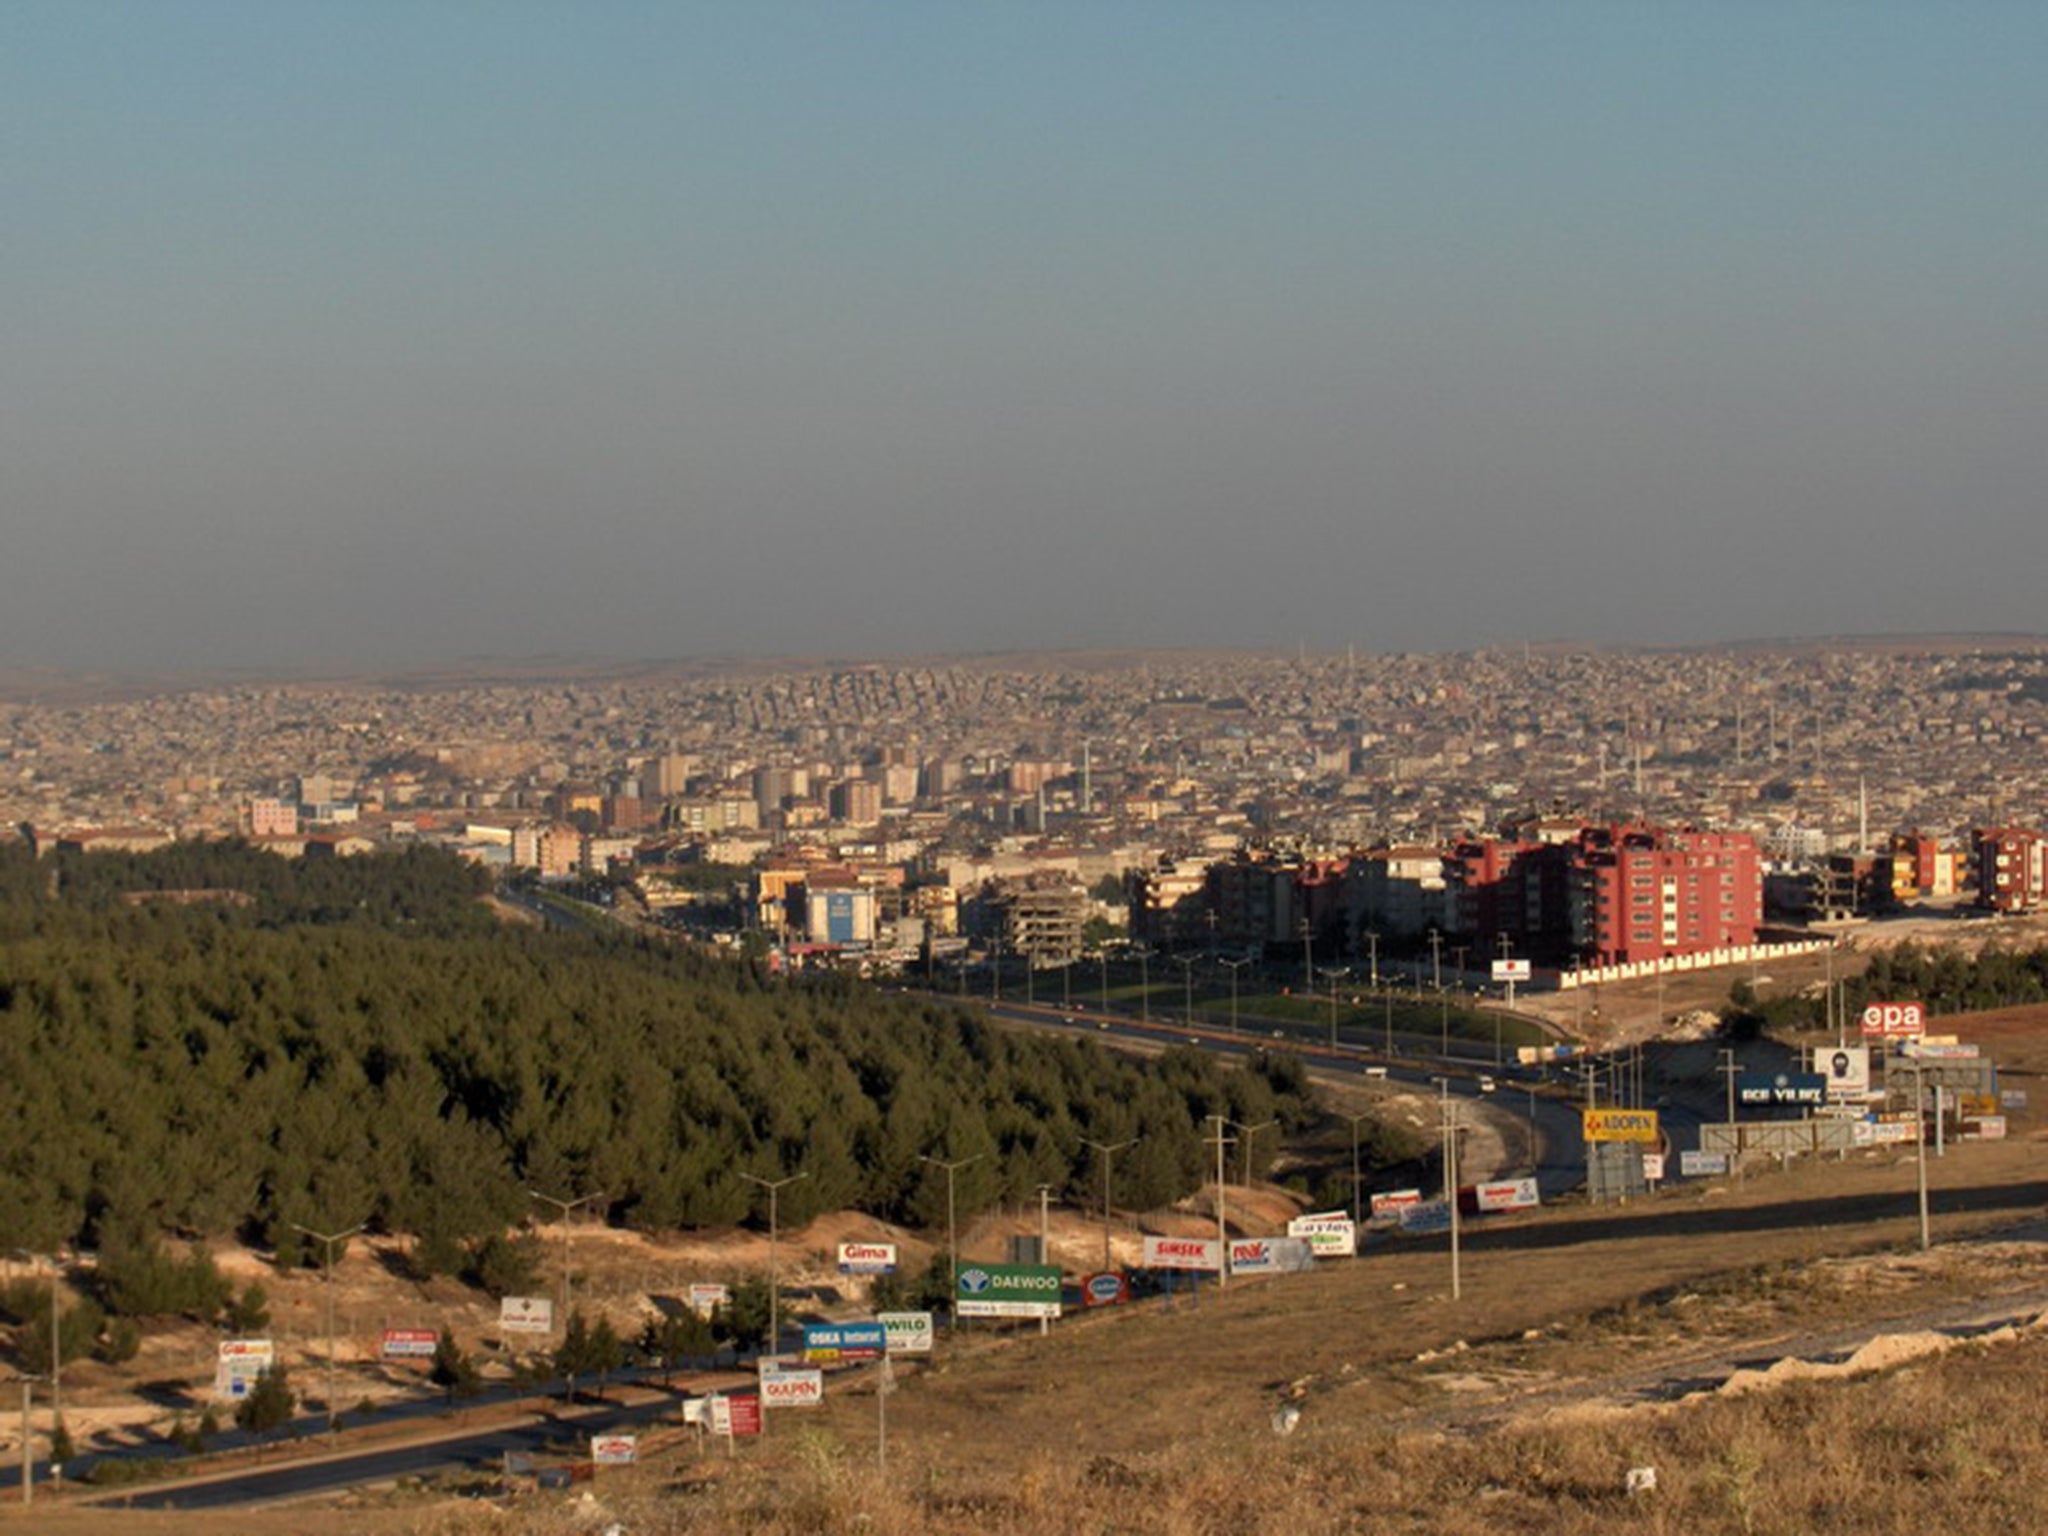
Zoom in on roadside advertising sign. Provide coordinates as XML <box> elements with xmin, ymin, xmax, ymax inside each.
<box><xmin>956</xmin><ymin>1262</ymin><xmax>1064</xmax><ymax>1317</ymax></box>
<box><xmin>1582</xmin><ymin>1108</ymin><xmax>1659</xmax><ymax>1144</ymax></box>
<box><xmin>1967</xmin><ymin>1116</ymin><xmax>2008</xmax><ymax>1140</ymax></box>
<box><xmin>760</xmin><ymin>1368</ymin><xmax>825</xmax><ymax>1408</ymax></box>
<box><xmin>878</xmin><ymin>1310</ymin><xmax>934</xmax><ymax>1353</ymax></box>
<box><xmin>381</xmin><ymin>1328</ymin><xmax>438</xmax><ymax>1359</ymax></box>
<box><xmin>1399</xmin><ymin>1200</ymin><xmax>1453</xmax><ymax>1234</ymax></box>
<box><xmin>1642</xmin><ymin>1154</ymin><xmax>1666</xmax><ymax>1182</ymax></box>
<box><xmin>2002</xmin><ymin>1088</ymin><xmax>2029</xmax><ymax>1111</ymax></box>
<box><xmin>688</xmin><ymin>1282</ymin><xmax>731</xmax><ymax>1317</ymax></box>
<box><xmin>1474</xmin><ymin>1177</ymin><xmax>1540</xmax><ymax>1213</ymax></box>
<box><xmin>1369</xmin><ymin>1189</ymin><xmax>1424</xmax><ymax>1224</ymax></box>
<box><xmin>500</xmin><ymin>1295</ymin><xmax>555</xmax><ymax>1335</ymax></box>
<box><xmin>215</xmin><ymin>1338</ymin><xmax>274</xmax><ymax>1399</ymax></box>
<box><xmin>708</xmin><ymin>1393</ymin><xmax>762</xmax><ymax>1437</ymax></box>
<box><xmin>1860</xmin><ymin>1001</ymin><xmax>1926</xmax><ymax>1039</ymax></box>
<box><xmin>1228</xmin><ymin>1237</ymin><xmax>1316</xmax><ymax>1275</ymax></box>
<box><xmin>1901</xmin><ymin>1041</ymin><xmax>1978</xmax><ymax>1059</ymax></box>
<box><xmin>1819</xmin><ymin>1045</ymin><xmax>1871</xmax><ymax>1099</ymax></box>
<box><xmin>1491</xmin><ymin>958</ymin><xmax>1532</xmax><ymax>982</ymax></box>
<box><xmin>1868</xmin><ymin>1117</ymin><xmax>1918</xmax><ymax>1145</ymax></box>
<box><xmin>1286</xmin><ymin>1212</ymin><xmax>1357</xmax><ymax>1257</ymax></box>
<box><xmin>836</xmin><ymin>1242</ymin><xmax>899</xmax><ymax>1275</ymax></box>
<box><xmin>590</xmin><ymin>1434</ymin><xmax>636</xmax><ymax>1466</ymax></box>
<box><xmin>1737</xmin><ymin>1072</ymin><xmax>1826</xmax><ymax>1107</ymax></box>
<box><xmin>802</xmin><ymin>1322</ymin><xmax>887</xmax><ymax>1363</ymax></box>
<box><xmin>1081</xmin><ymin>1271</ymin><xmax>1131</xmax><ymax>1306</ymax></box>
<box><xmin>1679</xmin><ymin>1149</ymin><xmax>1727</xmax><ymax>1177</ymax></box>
<box><xmin>1140</xmin><ymin>1235</ymin><xmax>1223</xmax><ymax>1273</ymax></box>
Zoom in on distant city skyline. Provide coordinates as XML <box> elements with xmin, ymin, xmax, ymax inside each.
<box><xmin>7</xmin><ymin>3</ymin><xmax>2046</xmax><ymax>671</ymax></box>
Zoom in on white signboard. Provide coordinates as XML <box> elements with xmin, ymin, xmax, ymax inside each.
<box><xmin>1369</xmin><ymin>1189</ymin><xmax>1424</xmax><ymax>1225</ymax></box>
<box><xmin>1641</xmin><ymin>1154</ymin><xmax>1665</xmax><ymax>1183</ymax></box>
<box><xmin>1818</xmin><ymin>1045</ymin><xmax>1871</xmax><ymax>1099</ymax></box>
<box><xmin>499</xmin><ymin>1295</ymin><xmax>556</xmax><ymax>1335</ymax></box>
<box><xmin>1491</xmin><ymin>958</ymin><xmax>1532</xmax><ymax>982</ymax></box>
<box><xmin>837</xmin><ymin>1241</ymin><xmax>899</xmax><ymax>1275</ymax></box>
<box><xmin>760</xmin><ymin>1368</ymin><xmax>825</xmax><ymax>1408</ymax></box>
<box><xmin>1285</xmin><ymin>1212</ymin><xmax>1358</xmax><ymax>1257</ymax></box>
<box><xmin>590</xmin><ymin>1433</ymin><xmax>636</xmax><ymax>1466</ymax></box>
<box><xmin>1227</xmin><ymin>1237</ymin><xmax>1317</xmax><ymax>1275</ymax></box>
<box><xmin>1473</xmin><ymin>1177</ymin><xmax>1540</xmax><ymax>1213</ymax></box>
<box><xmin>1967</xmin><ymin>1115</ymin><xmax>2008</xmax><ymax>1140</ymax></box>
<box><xmin>1679</xmin><ymin>1149</ymin><xmax>1727</xmax><ymax>1177</ymax></box>
<box><xmin>878</xmin><ymin>1310</ymin><xmax>934</xmax><ymax>1355</ymax></box>
<box><xmin>214</xmin><ymin>1338</ymin><xmax>275</xmax><ymax>1399</ymax></box>
<box><xmin>1860</xmin><ymin>1001</ymin><xmax>1925</xmax><ymax>1039</ymax></box>
<box><xmin>688</xmin><ymin>1282</ymin><xmax>730</xmax><ymax>1317</ymax></box>
<box><xmin>1141</xmin><ymin>1235</ymin><xmax>1223</xmax><ymax>1272</ymax></box>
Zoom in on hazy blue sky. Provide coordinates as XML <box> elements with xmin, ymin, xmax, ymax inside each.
<box><xmin>6</xmin><ymin>2</ymin><xmax>2045</xmax><ymax>670</ymax></box>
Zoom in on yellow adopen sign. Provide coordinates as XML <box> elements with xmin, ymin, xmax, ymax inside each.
<box><xmin>1583</xmin><ymin>1108</ymin><xmax>1660</xmax><ymax>1144</ymax></box>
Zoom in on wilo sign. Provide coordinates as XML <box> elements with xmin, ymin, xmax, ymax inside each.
<box><xmin>956</xmin><ymin>1262</ymin><xmax>1063</xmax><ymax>1319</ymax></box>
<box><xmin>1860</xmin><ymin>1001</ymin><xmax>1926</xmax><ymax>1039</ymax></box>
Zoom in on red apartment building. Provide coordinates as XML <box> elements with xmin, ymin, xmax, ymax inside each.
<box><xmin>1570</xmin><ymin>825</ymin><xmax>1763</xmax><ymax>965</ymax></box>
<box><xmin>1974</xmin><ymin>827</ymin><xmax>2047</xmax><ymax>913</ymax></box>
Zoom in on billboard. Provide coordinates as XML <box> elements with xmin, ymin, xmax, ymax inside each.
<box><xmin>1737</xmin><ymin>1072</ymin><xmax>1826</xmax><ymax>1107</ymax></box>
<box><xmin>837</xmin><ymin>1242</ymin><xmax>898</xmax><ymax>1275</ymax></box>
<box><xmin>590</xmin><ymin>1434</ymin><xmax>636</xmax><ymax>1466</ymax></box>
<box><xmin>708</xmin><ymin>1392</ymin><xmax>762</xmax><ymax>1437</ymax></box>
<box><xmin>1369</xmin><ymin>1189</ymin><xmax>1424</xmax><ymax>1224</ymax></box>
<box><xmin>1140</xmin><ymin>1235</ymin><xmax>1223</xmax><ymax>1273</ymax></box>
<box><xmin>1398</xmin><ymin>1200</ymin><xmax>1453</xmax><ymax>1234</ymax></box>
<box><xmin>878</xmin><ymin>1310</ymin><xmax>934</xmax><ymax>1353</ymax></box>
<box><xmin>1818</xmin><ymin>1046</ymin><xmax>1871</xmax><ymax>1099</ymax></box>
<box><xmin>1679</xmin><ymin>1149</ymin><xmax>1728</xmax><ymax>1176</ymax></box>
<box><xmin>1491</xmin><ymin>958</ymin><xmax>1532</xmax><ymax>982</ymax></box>
<box><xmin>1860</xmin><ymin>1001</ymin><xmax>1926</xmax><ymax>1039</ymax></box>
<box><xmin>1285</xmin><ymin>1212</ymin><xmax>1357</xmax><ymax>1258</ymax></box>
<box><xmin>688</xmin><ymin>1282</ymin><xmax>730</xmax><ymax>1317</ymax></box>
<box><xmin>1081</xmin><ymin>1272</ymin><xmax>1131</xmax><ymax>1307</ymax></box>
<box><xmin>1228</xmin><ymin>1237</ymin><xmax>1316</xmax><ymax>1275</ymax></box>
<box><xmin>1473</xmin><ymin>1178</ymin><xmax>1540</xmax><ymax>1213</ymax></box>
<box><xmin>381</xmin><ymin>1328</ymin><xmax>439</xmax><ymax>1359</ymax></box>
<box><xmin>1582</xmin><ymin>1108</ymin><xmax>1659</xmax><ymax>1144</ymax></box>
<box><xmin>956</xmin><ymin>1262</ymin><xmax>1063</xmax><ymax>1318</ymax></box>
<box><xmin>760</xmin><ymin>1368</ymin><xmax>825</xmax><ymax>1408</ymax></box>
<box><xmin>500</xmin><ymin>1296</ymin><xmax>556</xmax><ymax>1335</ymax></box>
<box><xmin>214</xmin><ymin>1338</ymin><xmax>275</xmax><ymax>1399</ymax></box>
<box><xmin>802</xmin><ymin>1322</ymin><xmax>887</xmax><ymax>1363</ymax></box>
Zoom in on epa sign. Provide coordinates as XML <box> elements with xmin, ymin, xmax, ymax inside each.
<box><xmin>1860</xmin><ymin>1001</ymin><xmax>1925</xmax><ymax>1039</ymax></box>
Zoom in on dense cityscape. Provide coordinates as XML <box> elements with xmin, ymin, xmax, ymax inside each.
<box><xmin>9</xmin><ymin>640</ymin><xmax>2048</xmax><ymax>984</ymax></box>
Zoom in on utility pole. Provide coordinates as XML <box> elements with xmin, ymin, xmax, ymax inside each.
<box><xmin>1077</xmin><ymin>1137</ymin><xmax>1136</xmax><ymax>1273</ymax></box>
<box><xmin>737</xmin><ymin>1172</ymin><xmax>807</xmax><ymax>1353</ymax></box>
<box><xmin>1138</xmin><ymin>947</ymin><xmax>1150</xmax><ymax>1025</ymax></box>
<box><xmin>1364</xmin><ymin>930</ymin><xmax>1379</xmax><ymax>988</ymax></box>
<box><xmin>289</xmin><ymin>1222</ymin><xmax>365</xmax><ymax>1433</ymax></box>
<box><xmin>48</xmin><ymin>1264</ymin><xmax>60</xmax><ymax>1488</ymax></box>
<box><xmin>18</xmin><ymin>1378</ymin><xmax>29</xmax><ymax>1507</ymax></box>
<box><xmin>1345</xmin><ymin>1112</ymin><xmax>1372</xmax><ymax>1231</ymax></box>
<box><xmin>1427</xmin><ymin>928</ymin><xmax>1443</xmax><ymax>992</ymax></box>
<box><xmin>1036</xmin><ymin>1184</ymin><xmax>1055</xmax><ymax>1336</ymax></box>
<box><xmin>1298</xmin><ymin>918</ymin><xmax>1314</xmax><ymax>993</ymax></box>
<box><xmin>1437</xmin><ymin>1080</ymin><xmax>1463</xmax><ymax>1301</ymax></box>
<box><xmin>916</xmin><ymin>1155</ymin><xmax>979</xmax><ymax>1326</ymax></box>
<box><xmin>1177</xmin><ymin>955</ymin><xmax>1197</xmax><ymax>1025</ymax></box>
<box><xmin>1206</xmin><ymin>1115</ymin><xmax>1235</xmax><ymax>1290</ymax></box>
<box><xmin>1911</xmin><ymin>1056</ymin><xmax>1931</xmax><ymax>1251</ymax></box>
<box><xmin>528</xmin><ymin>1189</ymin><xmax>606</xmax><ymax>1340</ymax></box>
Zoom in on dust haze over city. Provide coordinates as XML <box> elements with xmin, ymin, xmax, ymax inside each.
<box><xmin>6</xmin><ymin>2</ymin><xmax>2046</xmax><ymax>675</ymax></box>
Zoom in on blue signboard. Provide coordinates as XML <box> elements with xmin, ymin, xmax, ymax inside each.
<box><xmin>802</xmin><ymin>1322</ymin><xmax>887</xmax><ymax>1363</ymax></box>
<box><xmin>824</xmin><ymin>891</ymin><xmax>858</xmax><ymax>944</ymax></box>
<box><xmin>1736</xmin><ymin>1072</ymin><xmax>1826</xmax><ymax>1107</ymax></box>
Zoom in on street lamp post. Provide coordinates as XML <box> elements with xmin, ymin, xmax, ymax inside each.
<box><xmin>1434</xmin><ymin>1080</ymin><xmax>1462</xmax><ymax>1301</ymax></box>
<box><xmin>1077</xmin><ymin>1138</ymin><xmax>1137</xmax><ymax>1273</ymax></box>
<box><xmin>1220</xmin><ymin>956</ymin><xmax>1249</xmax><ymax>1034</ymax></box>
<box><xmin>1319</xmin><ymin>966</ymin><xmax>1346</xmax><ymax>1049</ymax></box>
<box><xmin>918</xmin><ymin>1154</ymin><xmax>981</xmax><ymax>1325</ymax></box>
<box><xmin>1298</xmin><ymin>919</ymin><xmax>1314</xmax><ymax>993</ymax></box>
<box><xmin>738</xmin><ymin>1172</ymin><xmax>809</xmax><ymax>1355</ymax></box>
<box><xmin>1176</xmin><ymin>955</ymin><xmax>1197</xmax><ymax>1025</ymax></box>
<box><xmin>1231</xmin><ymin>1119</ymin><xmax>1276</xmax><ymax>1188</ymax></box>
<box><xmin>1137</xmin><ymin>947</ymin><xmax>1150</xmax><ymax>1024</ymax></box>
<box><xmin>289</xmin><ymin>1222</ymin><xmax>365</xmax><ymax>1433</ymax></box>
